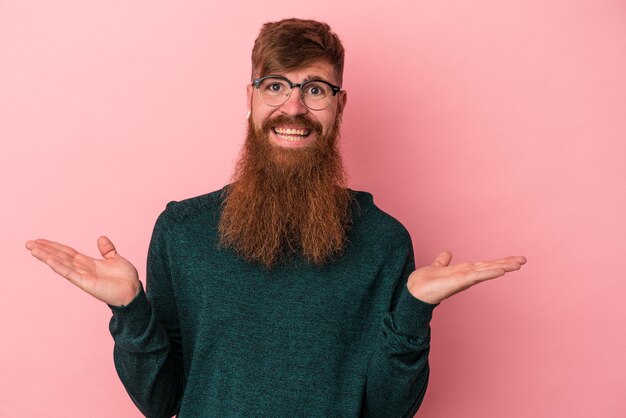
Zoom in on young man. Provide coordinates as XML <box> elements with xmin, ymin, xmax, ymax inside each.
<box><xmin>26</xmin><ymin>19</ymin><xmax>526</xmax><ymax>417</ymax></box>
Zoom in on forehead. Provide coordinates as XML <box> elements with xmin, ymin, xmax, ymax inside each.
<box><xmin>259</xmin><ymin>60</ymin><xmax>340</xmax><ymax>84</ymax></box>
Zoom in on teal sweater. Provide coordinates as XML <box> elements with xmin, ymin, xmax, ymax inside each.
<box><xmin>109</xmin><ymin>187</ymin><xmax>436</xmax><ymax>417</ymax></box>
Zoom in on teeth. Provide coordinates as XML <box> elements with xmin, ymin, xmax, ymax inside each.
<box><xmin>273</xmin><ymin>127</ymin><xmax>311</xmax><ymax>142</ymax></box>
<box><xmin>274</xmin><ymin>127</ymin><xmax>309</xmax><ymax>136</ymax></box>
<box><xmin>276</xmin><ymin>133</ymin><xmax>305</xmax><ymax>141</ymax></box>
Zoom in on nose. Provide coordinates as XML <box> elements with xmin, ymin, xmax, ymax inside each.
<box><xmin>279</xmin><ymin>87</ymin><xmax>308</xmax><ymax>115</ymax></box>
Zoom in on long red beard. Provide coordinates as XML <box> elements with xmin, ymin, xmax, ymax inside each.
<box><xmin>217</xmin><ymin>114</ymin><xmax>354</xmax><ymax>269</ymax></box>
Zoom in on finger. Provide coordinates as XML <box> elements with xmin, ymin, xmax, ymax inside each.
<box><xmin>29</xmin><ymin>242</ymin><xmax>77</xmax><ymax>262</ymax></box>
<box><xmin>97</xmin><ymin>236</ymin><xmax>118</xmax><ymax>259</ymax></box>
<box><xmin>30</xmin><ymin>242</ymin><xmax>98</xmax><ymax>278</ymax></box>
<box><xmin>30</xmin><ymin>247</ymin><xmax>85</xmax><ymax>286</ymax></box>
<box><xmin>474</xmin><ymin>261</ymin><xmax>522</xmax><ymax>273</ymax></box>
<box><xmin>432</xmin><ymin>250</ymin><xmax>453</xmax><ymax>267</ymax></box>
<box><xmin>28</xmin><ymin>245</ymin><xmax>56</xmax><ymax>264</ymax></box>
<box><xmin>477</xmin><ymin>255</ymin><xmax>527</xmax><ymax>266</ymax></box>
<box><xmin>29</xmin><ymin>239</ymin><xmax>79</xmax><ymax>258</ymax></box>
<box><xmin>465</xmin><ymin>268</ymin><xmax>507</xmax><ymax>285</ymax></box>
<box><xmin>28</xmin><ymin>245</ymin><xmax>70</xmax><ymax>265</ymax></box>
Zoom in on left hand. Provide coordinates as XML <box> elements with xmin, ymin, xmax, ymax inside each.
<box><xmin>407</xmin><ymin>251</ymin><xmax>527</xmax><ymax>304</ymax></box>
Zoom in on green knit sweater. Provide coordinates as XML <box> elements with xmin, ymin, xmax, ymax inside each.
<box><xmin>109</xmin><ymin>186</ymin><xmax>436</xmax><ymax>418</ymax></box>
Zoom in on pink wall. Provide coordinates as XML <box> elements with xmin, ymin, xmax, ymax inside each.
<box><xmin>2</xmin><ymin>1</ymin><xmax>624</xmax><ymax>416</ymax></box>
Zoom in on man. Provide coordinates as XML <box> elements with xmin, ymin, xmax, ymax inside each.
<box><xmin>26</xmin><ymin>18</ymin><xmax>526</xmax><ymax>417</ymax></box>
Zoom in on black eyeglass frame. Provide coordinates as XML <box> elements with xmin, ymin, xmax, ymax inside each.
<box><xmin>251</xmin><ymin>75</ymin><xmax>342</xmax><ymax>109</ymax></box>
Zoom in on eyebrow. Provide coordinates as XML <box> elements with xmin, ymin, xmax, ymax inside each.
<box><xmin>302</xmin><ymin>75</ymin><xmax>332</xmax><ymax>83</ymax></box>
<box><xmin>266</xmin><ymin>74</ymin><xmax>331</xmax><ymax>83</ymax></box>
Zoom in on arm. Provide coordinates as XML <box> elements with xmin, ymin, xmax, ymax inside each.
<box><xmin>109</xmin><ymin>208</ymin><xmax>185</xmax><ymax>418</ymax></box>
<box><xmin>25</xmin><ymin>208</ymin><xmax>185</xmax><ymax>418</ymax></box>
<box><xmin>363</xmin><ymin>237</ymin><xmax>527</xmax><ymax>417</ymax></box>
<box><xmin>362</xmin><ymin>241</ymin><xmax>436</xmax><ymax>418</ymax></box>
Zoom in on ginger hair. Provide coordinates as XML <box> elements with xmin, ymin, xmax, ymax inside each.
<box><xmin>251</xmin><ymin>18</ymin><xmax>345</xmax><ymax>84</ymax></box>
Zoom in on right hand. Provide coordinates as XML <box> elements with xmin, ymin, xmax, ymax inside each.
<box><xmin>25</xmin><ymin>236</ymin><xmax>141</xmax><ymax>307</ymax></box>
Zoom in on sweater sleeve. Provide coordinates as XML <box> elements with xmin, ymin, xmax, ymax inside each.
<box><xmin>108</xmin><ymin>208</ymin><xmax>185</xmax><ymax>418</ymax></box>
<box><xmin>363</xmin><ymin>236</ymin><xmax>437</xmax><ymax>418</ymax></box>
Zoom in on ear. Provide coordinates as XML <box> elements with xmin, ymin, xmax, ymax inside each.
<box><xmin>246</xmin><ymin>84</ymin><xmax>253</xmax><ymax>114</ymax></box>
<box><xmin>337</xmin><ymin>90</ymin><xmax>347</xmax><ymax>118</ymax></box>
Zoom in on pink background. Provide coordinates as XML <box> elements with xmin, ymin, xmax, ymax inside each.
<box><xmin>2</xmin><ymin>0</ymin><xmax>625</xmax><ymax>416</ymax></box>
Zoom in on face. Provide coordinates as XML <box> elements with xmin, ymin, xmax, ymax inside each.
<box><xmin>221</xmin><ymin>61</ymin><xmax>351</xmax><ymax>268</ymax></box>
<box><xmin>246</xmin><ymin>60</ymin><xmax>347</xmax><ymax>150</ymax></box>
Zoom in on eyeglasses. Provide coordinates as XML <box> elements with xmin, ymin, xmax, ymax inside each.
<box><xmin>252</xmin><ymin>75</ymin><xmax>342</xmax><ymax>111</ymax></box>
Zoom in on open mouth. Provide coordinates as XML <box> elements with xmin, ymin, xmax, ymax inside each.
<box><xmin>272</xmin><ymin>127</ymin><xmax>312</xmax><ymax>142</ymax></box>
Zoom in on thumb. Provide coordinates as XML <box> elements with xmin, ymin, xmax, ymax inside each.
<box><xmin>97</xmin><ymin>235</ymin><xmax>118</xmax><ymax>259</ymax></box>
<box><xmin>432</xmin><ymin>250</ymin><xmax>453</xmax><ymax>267</ymax></box>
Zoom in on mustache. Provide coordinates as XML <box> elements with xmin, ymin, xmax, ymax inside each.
<box><xmin>261</xmin><ymin>114</ymin><xmax>323</xmax><ymax>135</ymax></box>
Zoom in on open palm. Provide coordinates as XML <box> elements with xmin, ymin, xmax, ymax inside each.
<box><xmin>26</xmin><ymin>236</ymin><xmax>141</xmax><ymax>307</ymax></box>
<box><xmin>407</xmin><ymin>251</ymin><xmax>527</xmax><ymax>304</ymax></box>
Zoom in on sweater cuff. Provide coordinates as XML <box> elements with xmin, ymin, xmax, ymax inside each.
<box><xmin>392</xmin><ymin>284</ymin><xmax>438</xmax><ymax>337</ymax></box>
<box><xmin>108</xmin><ymin>285</ymin><xmax>152</xmax><ymax>336</ymax></box>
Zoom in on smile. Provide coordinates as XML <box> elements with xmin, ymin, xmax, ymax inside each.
<box><xmin>273</xmin><ymin>127</ymin><xmax>311</xmax><ymax>141</ymax></box>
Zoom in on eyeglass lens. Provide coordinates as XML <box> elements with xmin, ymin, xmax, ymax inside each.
<box><xmin>257</xmin><ymin>78</ymin><xmax>333</xmax><ymax>110</ymax></box>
